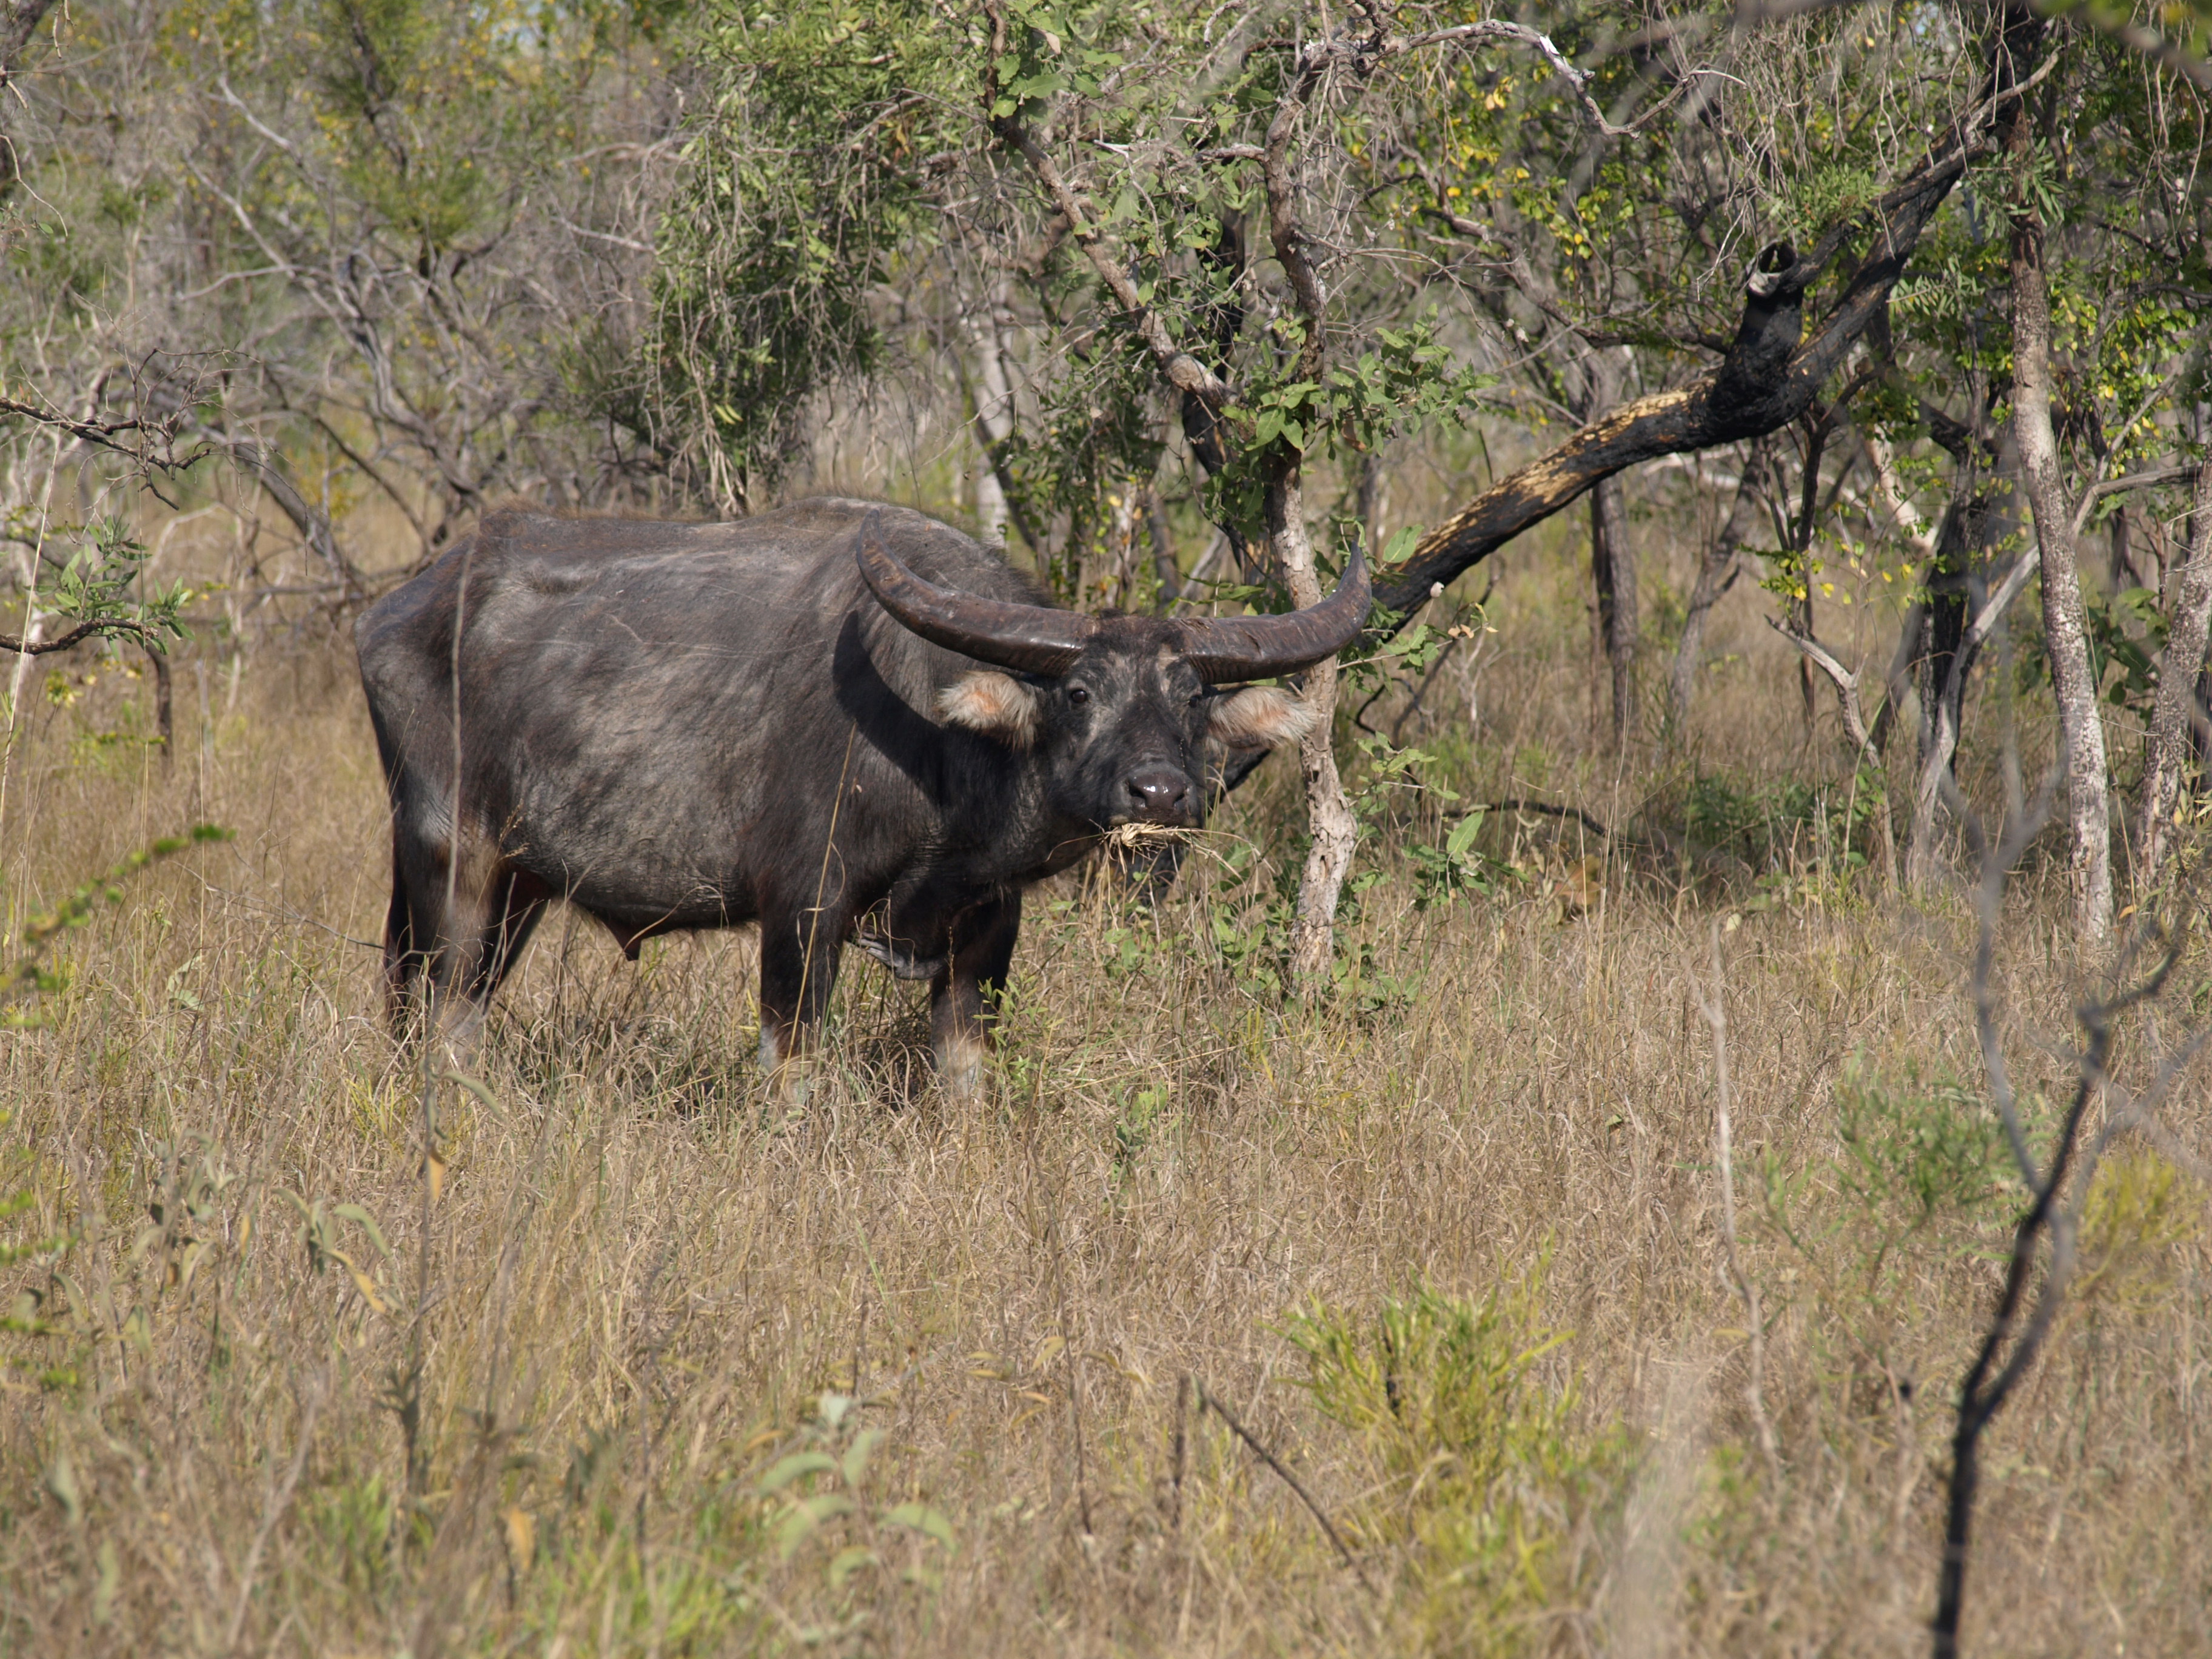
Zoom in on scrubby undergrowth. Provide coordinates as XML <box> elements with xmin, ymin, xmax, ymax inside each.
<box><xmin>2</xmin><ymin>558</ymin><xmax>2208</xmax><ymax>1658</ymax></box>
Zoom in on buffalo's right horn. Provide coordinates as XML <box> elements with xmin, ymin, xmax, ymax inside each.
<box><xmin>1178</xmin><ymin>535</ymin><xmax>1372</xmax><ymax>683</ymax></box>
<box><xmin>857</xmin><ymin>515</ymin><xmax>1099</xmax><ymax>675</ymax></box>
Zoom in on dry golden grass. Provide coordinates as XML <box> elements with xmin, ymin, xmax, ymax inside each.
<box><xmin>1</xmin><ymin>524</ymin><xmax>2208</xmax><ymax>1658</ymax></box>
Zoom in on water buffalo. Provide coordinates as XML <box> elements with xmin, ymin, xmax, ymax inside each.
<box><xmin>355</xmin><ymin>497</ymin><xmax>1367</xmax><ymax>1093</ymax></box>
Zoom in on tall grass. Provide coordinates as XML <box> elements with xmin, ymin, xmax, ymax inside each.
<box><xmin>1</xmin><ymin>530</ymin><xmax>2207</xmax><ymax>1657</ymax></box>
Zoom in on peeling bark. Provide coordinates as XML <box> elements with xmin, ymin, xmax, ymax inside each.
<box><xmin>2138</xmin><ymin>464</ymin><xmax>2212</xmax><ymax>880</ymax></box>
<box><xmin>2007</xmin><ymin>30</ymin><xmax>2111</xmax><ymax>940</ymax></box>
<box><xmin>1259</xmin><ymin>43</ymin><xmax>1359</xmax><ymax>989</ymax></box>
<box><xmin>1272</xmin><ymin>474</ymin><xmax>1356</xmax><ymax>986</ymax></box>
<box><xmin>965</xmin><ymin>281</ymin><xmax>1022</xmax><ymax>552</ymax></box>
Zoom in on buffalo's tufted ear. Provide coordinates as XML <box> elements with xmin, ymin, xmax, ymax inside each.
<box><xmin>1207</xmin><ymin>685</ymin><xmax>1318</xmax><ymax>749</ymax></box>
<box><xmin>938</xmin><ymin>670</ymin><xmax>1041</xmax><ymax>748</ymax></box>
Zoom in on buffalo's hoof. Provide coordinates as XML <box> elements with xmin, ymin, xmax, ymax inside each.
<box><xmin>854</xmin><ymin>928</ymin><xmax>946</xmax><ymax>982</ymax></box>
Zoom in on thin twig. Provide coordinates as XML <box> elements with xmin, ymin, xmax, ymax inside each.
<box><xmin>0</xmin><ymin>616</ymin><xmax>164</xmax><ymax>656</ymax></box>
<box><xmin>1171</xmin><ymin>1373</ymin><xmax>1190</xmax><ymax>1531</ymax></box>
<box><xmin>2070</xmin><ymin>461</ymin><xmax>2202</xmax><ymax>540</ymax></box>
<box><xmin>1195</xmin><ymin>1377</ymin><xmax>1373</xmax><ymax>1592</ymax></box>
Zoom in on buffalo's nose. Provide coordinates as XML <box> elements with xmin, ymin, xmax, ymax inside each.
<box><xmin>1124</xmin><ymin>764</ymin><xmax>1195</xmax><ymax>823</ymax></box>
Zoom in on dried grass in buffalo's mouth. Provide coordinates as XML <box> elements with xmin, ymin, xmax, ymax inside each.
<box><xmin>1101</xmin><ymin>822</ymin><xmax>1196</xmax><ymax>851</ymax></box>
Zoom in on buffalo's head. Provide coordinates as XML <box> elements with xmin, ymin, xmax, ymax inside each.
<box><xmin>857</xmin><ymin>514</ymin><xmax>1369</xmax><ymax>831</ymax></box>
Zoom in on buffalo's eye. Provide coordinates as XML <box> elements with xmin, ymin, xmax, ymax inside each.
<box><xmin>1188</xmin><ymin>689</ymin><xmax>1206</xmax><ymax>706</ymax></box>
<box><xmin>1067</xmin><ymin>685</ymin><xmax>1090</xmax><ymax>706</ymax></box>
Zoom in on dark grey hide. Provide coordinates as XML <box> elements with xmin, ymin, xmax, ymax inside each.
<box><xmin>355</xmin><ymin>497</ymin><xmax>1349</xmax><ymax>1090</ymax></box>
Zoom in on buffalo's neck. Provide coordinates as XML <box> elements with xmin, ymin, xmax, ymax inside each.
<box><xmin>926</xmin><ymin>794</ymin><xmax>1095</xmax><ymax>891</ymax></box>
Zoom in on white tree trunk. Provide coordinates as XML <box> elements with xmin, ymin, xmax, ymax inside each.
<box><xmin>1269</xmin><ymin>471</ymin><xmax>1355</xmax><ymax>986</ymax></box>
<box><xmin>968</xmin><ymin>284</ymin><xmax>1016</xmax><ymax>549</ymax></box>
<box><xmin>2011</xmin><ymin>176</ymin><xmax>2112</xmax><ymax>939</ymax></box>
<box><xmin>2138</xmin><ymin>464</ymin><xmax>2212</xmax><ymax>879</ymax></box>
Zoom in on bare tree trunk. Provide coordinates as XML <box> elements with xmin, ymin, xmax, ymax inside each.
<box><xmin>2010</xmin><ymin>95</ymin><xmax>2113</xmax><ymax>940</ymax></box>
<box><xmin>2138</xmin><ymin>464</ymin><xmax>2212</xmax><ymax>879</ymax></box>
<box><xmin>1908</xmin><ymin>554</ymin><xmax>2042</xmax><ymax>895</ymax></box>
<box><xmin>1271</xmin><ymin>472</ymin><xmax>1355</xmax><ymax>987</ymax></box>
<box><xmin>2108</xmin><ymin>503</ymin><xmax>2143</xmax><ymax>589</ymax></box>
<box><xmin>1590</xmin><ymin>474</ymin><xmax>1637</xmax><ymax>746</ymax></box>
<box><xmin>1669</xmin><ymin>441</ymin><xmax>1768</xmax><ymax>734</ymax></box>
<box><xmin>968</xmin><ymin>284</ymin><xmax>1018</xmax><ymax>551</ymax></box>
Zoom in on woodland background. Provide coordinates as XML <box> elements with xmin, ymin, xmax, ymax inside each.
<box><xmin>2</xmin><ymin>1</ymin><xmax>2212</xmax><ymax>1654</ymax></box>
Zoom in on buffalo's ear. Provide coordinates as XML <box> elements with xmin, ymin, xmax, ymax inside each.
<box><xmin>938</xmin><ymin>670</ymin><xmax>1041</xmax><ymax>748</ymax></box>
<box><xmin>1207</xmin><ymin>685</ymin><xmax>1319</xmax><ymax>749</ymax></box>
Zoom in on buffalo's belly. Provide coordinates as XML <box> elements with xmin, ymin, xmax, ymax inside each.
<box><xmin>506</xmin><ymin>791</ymin><xmax>757</xmax><ymax>930</ymax></box>
<box><xmin>531</xmin><ymin>860</ymin><xmax>756</xmax><ymax>933</ymax></box>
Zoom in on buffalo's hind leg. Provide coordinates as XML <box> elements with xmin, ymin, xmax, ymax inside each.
<box><xmin>930</xmin><ymin>894</ymin><xmax>1021</xmax><ymax>1099</ymax></box>
<box><xmin>757</xmin><ymin>899</ymin><xmax>849</xmax><ymax>1105</ymax></box>
<box><xmin>384</xmin><ymin>822</ymin><xmax>447</xmax><ymax>1027</ymax></box>
<box><xmin>384</xmin><ymin>826</ymin><xmax>547</xmax><ymax>1056</ymax></box>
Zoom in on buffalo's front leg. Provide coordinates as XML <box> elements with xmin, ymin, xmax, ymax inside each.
<box><xmin>930</xmin><ymin>894</ymin><xmax>1021</xmax><ymax>1096</ymax></box>
<box><xmin>759</xmin><ymin>901</ymin><xmax>847</xmax><ymax>1103</ymax></box>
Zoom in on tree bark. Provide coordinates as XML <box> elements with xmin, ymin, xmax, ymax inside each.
<box><xmin>1254</xmin><ymin>44</ymin><xmax>1359</xmax><ymax>989</ymax></box>
<box><xmin>1669</xmin><ymin>442</ymin><xmax>1769</xmax><ymax>735</ymax></box>
<box><xmin>1905</xmin><ymin>500</ymin><xmax>1986</xmax><ymax>888</ymax></box>
<box><xmin>1590</xmin><ymin>474</ymin><xmax>1637</xmax><ymax>747</ymax></box>
<box><xmin>2008</xmin><ymin>61</ymin><xmax>2112</xmax><ymax>940</ymax></box>
<box><xmin>1272</xmin><ymin>473</ymin><xmax>1356</xmax><ymax>986</ymax></box>
<box><xmin>965</xmin><ymin>281</ymin><xmax>1036</xmax><ymax>554</ymax></box>
<box><xmin>2137</xmin><ymin>464</ymin><xmax>2212</xmax><ymax>879</ymax></box>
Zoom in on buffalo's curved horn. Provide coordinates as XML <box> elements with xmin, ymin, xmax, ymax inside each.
<box><xmin>857</xmin><ymin>514</ymin><xmax>1098</xmax><ymax>675</ymax></box>
<box><xmin>1178</xmin><ymin>536</ymin><xmax>1372</xmax><ymax>684</ymax></box>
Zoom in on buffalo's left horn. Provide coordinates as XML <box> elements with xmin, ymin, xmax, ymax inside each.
<box><xmin>1178</xmin><ymin>535</ymin><xmax>1371</xmax><ymax>684</ymax></box>
<box><xmin>857</xmin><ymin>515</ymin><xmax>1099</xmax><ymax>675</ymax></box>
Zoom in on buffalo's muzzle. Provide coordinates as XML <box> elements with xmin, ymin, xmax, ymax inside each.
<box><xmin>1124</xmin><ymin>763</ymin><xmax>1196</xmax><ymax>826</ymax></box>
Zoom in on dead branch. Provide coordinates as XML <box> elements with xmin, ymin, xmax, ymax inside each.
<box><xmin>1373</xmin><ymin>33</ymin><xmax>2062</xmax><ymax>622</ymax></box>
<box><xmin>1934</xmin><ymin>796</ymin><xmax>2186</xmax><ymax>1655</ymax></box>
<box><xmin>1194</xmin><ymin>1376</ymin><xmax>1373</xmax><ymax>1592</ymax></box>
<box><xmin>1764</xmin><ymin>617</ymin><xmax>1899</xmax><ymax>889</ymax></box>
<box><xmin>2070</xmin><ymin>460</ymin><xmax>2202</xmax><ymax>540</ymax></box>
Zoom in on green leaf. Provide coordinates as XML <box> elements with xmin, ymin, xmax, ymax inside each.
<box><xmin>774</xmin><ymin>1492</ymin><xmax>856</xmax><ymax>1558</ymax></box>
<box><xmin>759</xmin><ymin>1450</ymin><xmax>837</xmax><ymax>1495</ymax></box>
<box><xmin>1379</xmin><ymin>525</ymin><xmax>1423</xmax><ymax>568</ymax></box>
<box><xmin>827</xmin><ymin>1543</ymin><xmax>877</xmax><ymax>1587</ymax></box>
<box><xmin>841</xmin><ymin>1427</ymin><xmax>886</xmax><ymax>1488</ymax></box>
<box><xmin>881</xmin><ymin>1501</ymin><xmax>957</xmax><ymax>1552</ymax></box>
<box><xmin>332</xmin><ymin>1204</ymin><xmax>392</xmax><ymax>1259</ymax></box>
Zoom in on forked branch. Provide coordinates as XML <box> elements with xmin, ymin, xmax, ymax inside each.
<box><xmin>1932</xmin><ymin>776</ymin><xmax>2191</xmax><ymax>1657</ymax></box>
<box><xmin>1765</xmin><ymin>618</ymin><xmax>1898</xmax><ymax>890</ymax></box>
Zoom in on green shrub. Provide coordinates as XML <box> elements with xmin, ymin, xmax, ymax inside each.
<box><xmin>1284</xmin><ymin>1265</ymin><xmax>1632</xmax><ymax>1655</ymax></box>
